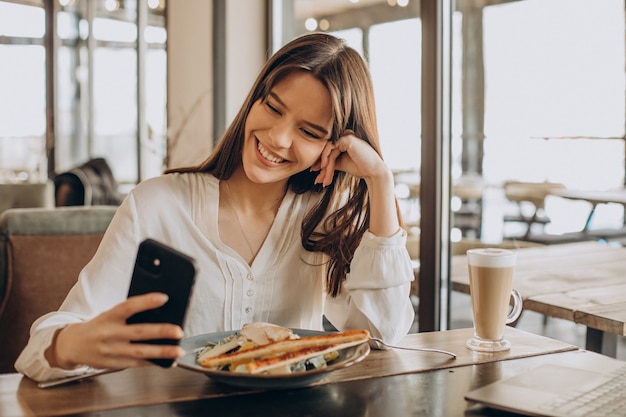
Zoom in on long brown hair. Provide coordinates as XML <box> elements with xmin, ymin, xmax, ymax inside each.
<box><xmin>168</xmin><ymin>33</ymin><xmax>390</xmax><ymax>297</ymax></box>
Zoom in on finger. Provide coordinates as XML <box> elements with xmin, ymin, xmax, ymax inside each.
<box><xmin>89</xmin><ymin>344</ymin><xmax>184</xmax><ymax>370</ymax></box>
<box><xmin>323</xmin><ymin>148</ymin><xmax>342</xmax><ymax>186</ymax></box>
<box><xmin>84</xmin><ymin>356</ymin><xmax>146</xmax><ymax>370</ymax></box>
<box><xmin>333</xmin><ymin>134</ymin><xmax>353</xmax><ymax>153</ymax></box>
<box><xmin>314</xmin><ymin>170</ymin><xmax>325</xmax><ymax>184</ymax></box>
<box><xmin>312</xmin><ymin>141</ymin><xmax>335</xmax><ymax>184</ymax></box>
<box><xmin>310</xmin><ymin>160</ymin><xmax>321</xmax><ymax>172</ymax></box>
<box><xmin>89</xmin><ymin>331</ymin><xmax>185</xmax><ymax>368</ymax></box>
<box><xmin>319</xmin><ymin>141</ymin><xmax>335</xmax><ymax>169</ymax></box>
<box><xmin>124</xmin><ymin>322</ymin><xmax>184</xmax><ymax>342</ymax></box>
<box><xmin>113</xmin><ymin>293</ymin><xmax>169</xmax><ymax>321</ymax></box>
<box><xmin>337</xmin><ymin>129</ymin><xmax>356</xmax><ymax>142</ymax></box>
<box><xmin>120</xmin><ymin>341</ymin><xmax>185</xmax><ymax>362</ymax></box>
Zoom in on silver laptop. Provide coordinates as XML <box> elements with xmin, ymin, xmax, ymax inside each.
<box><xmin>465</xmin><ymin>354</ymin><xmax>626</xmax><ymax>417</ymax></box>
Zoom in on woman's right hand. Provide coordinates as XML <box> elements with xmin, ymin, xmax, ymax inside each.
<box><xmin>45</xmin><ymin>293</ymin><xmax>185</xmax><ymax>370</ymax></box>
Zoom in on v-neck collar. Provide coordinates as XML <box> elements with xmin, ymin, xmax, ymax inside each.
<box><xmin>194</xmin><ymin>175</ymin><xmax>296</xmax><ymax>271</ymax></box>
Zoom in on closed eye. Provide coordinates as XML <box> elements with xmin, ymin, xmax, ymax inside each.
<box><xmin>264</xmin><ymin>93</ymin><xmax>329</xmax><ymax>140</ymax></box>
<box><xmin>265</xmin><ymin>100</ymin><xmax>281</xmax><ymax>115</ymax></box>
<box><xmin>302</xmin><ymin>128</ymin><xmax>321</xmax><ymax>139</ymax></box>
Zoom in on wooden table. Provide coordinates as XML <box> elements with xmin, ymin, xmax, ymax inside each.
<box><xmin>0</xmin><ymin>327</ymin><xmax>580</xmax><ymax>417</ymax></box>
<box><xmin>451</xmin><ymin>241</ymin><xmax>626</xmax><ymax>356</ymax></box>
<box><xmin>552</xmin><ymin>188</ymin><xmax>626</xmax><ymax>238</ymax></box>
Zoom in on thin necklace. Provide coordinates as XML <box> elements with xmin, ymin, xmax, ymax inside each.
<box><xmin>223</xmin><ymin>181</ymin><xmax>256</xmax><ymax>261</ymax></box>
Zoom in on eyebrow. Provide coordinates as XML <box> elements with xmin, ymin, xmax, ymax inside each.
<box><xmin>268</xmin><ymin>91</ymin><xmax>330</xmax><ymax>136</ymax></box>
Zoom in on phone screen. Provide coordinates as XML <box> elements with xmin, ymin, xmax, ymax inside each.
<box><xmin>126</xmin><ymin>239</ymin><xmax>197</xmax><ymax>367</ymax></box>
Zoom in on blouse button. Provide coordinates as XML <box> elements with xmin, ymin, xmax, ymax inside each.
<box><xmin>247</xmin><ymin>273</ymin><xmax>254</xmax><ymax>281</ymax></box>
<box><xmin>245</xmin><ymin>307</ymin><xmax>252</xmax><ymax>314</ymax></box>
<box><xmin>246</xmin><ymin>289</ymin><xmax>254</xmax><ymax>297</ymax></box>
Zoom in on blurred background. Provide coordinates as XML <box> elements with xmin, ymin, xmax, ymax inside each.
<box><xmin>1</xmin><ymin>0</ymin><xmax>624</xmax><ymax>332</ymax></box>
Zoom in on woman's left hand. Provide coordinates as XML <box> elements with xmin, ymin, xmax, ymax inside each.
<box><xmin>312</xmin><ymin>131</ymin><xmax>389</xmax><ymax>186</ymax></box>
<box><xmin>311</xmin><ymin>131</ymin><xmax>400</xmax><ymax>237</ymax></box>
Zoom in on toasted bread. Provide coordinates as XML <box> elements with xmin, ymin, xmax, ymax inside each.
<box><xmin>199</xmin><ymin>329</ymin><xmax>371</xmax><ymax>372</ymax></box>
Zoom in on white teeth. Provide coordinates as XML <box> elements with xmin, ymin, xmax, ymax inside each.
<box><xmin>257</xmin><ymin>141</ymin><xmax>285</xmax><ymax>163</ymax></box>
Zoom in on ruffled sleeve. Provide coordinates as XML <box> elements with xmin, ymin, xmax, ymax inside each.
<box><xmin>345</xmin><ymin>228</ymin><xmax>414</xmax><ymax>289</ymax></box>
<box><xmin>324</xmin><ymin>228</ymin><xmax>415</xmax><ymax>345</ymax></box>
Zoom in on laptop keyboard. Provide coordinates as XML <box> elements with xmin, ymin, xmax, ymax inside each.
<box><xmin>539</xmin><ymin>364</ymin><xmax>626</xmax><ymax>417</ymax></box>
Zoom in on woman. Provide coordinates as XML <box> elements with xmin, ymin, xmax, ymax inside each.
<box><xmin>16</xmin><ymin>33</ymin><xmax>415</xmax><ymax>382</ymax></box>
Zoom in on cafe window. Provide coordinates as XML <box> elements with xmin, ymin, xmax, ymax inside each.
<box><xmin>271</xmin><ymin>0</ymin><xmax>431</xmax><ymax>329</ymax></box>
<box><xmin>452</xmin><ymin>0</ymin><xmax>625</xmax><ymax>329</ymax></box>
<box><xmin>0</xmin><ymin>0</ymin><xmax>167</xmax><ymax>188</ymax></box>
<box><xmin>462</xmin><ymin>0</ymin><xmax>626</xmax><ymax>241</ymax></box>
<box><xmin>272</xmin><ymin>0</ymin><xmax>423</xmax><ymax>228</ymax></box>
<box><xmin>272</xmin><ymin>0</ymin><xmax>625</xmax><ymax>331</ymax></box>
<box><xmin>0</xmin><ymin>1</ymin><xmax>46</xmax><ymax>183</ymax></box>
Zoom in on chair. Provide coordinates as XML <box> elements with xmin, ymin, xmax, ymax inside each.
<box><xmin>0</xmin><ymin>182</ymin><xmax>54</xmax><ymax>214</ymax></box>
<box><xmin>0</xmin><ymin>206</ymin><xmax>117</xmax><ymax>373</ymax></box>
<box><xmin>452</xmin><ymin>174</ymin><xmax>485</xmax><ymax>239</ymax></box>
<box><xmin>54</xmin><ymin>158</ymin><xmax>124</xmax><ymax>206</ymax></box>
<box><xmin>502</xmin><ymin>181</ymin><xmax>565</xmax><ymax>239</ymax></box>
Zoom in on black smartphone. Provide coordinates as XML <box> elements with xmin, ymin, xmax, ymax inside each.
<box><xmin>126</xmin><ymin>238</ymin><xmax>197</xmax><ymax>367</ymax></box>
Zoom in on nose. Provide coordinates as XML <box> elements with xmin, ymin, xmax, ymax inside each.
<box><xmin>267</xmin><ymin>120</ymin><xmax>293</xmax><ymax>149</ymax></box>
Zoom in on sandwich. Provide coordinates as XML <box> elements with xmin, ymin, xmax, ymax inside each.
<box><xmin>196</xmin><ymin>322</ymin><xmax>371</xmax><ymax>375</ymax></box>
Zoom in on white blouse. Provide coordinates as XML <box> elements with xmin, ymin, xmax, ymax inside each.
<box><xmin>15</xmin><ymin>172</ymin><xmax>415</xmax><ymax>381</ymax></box>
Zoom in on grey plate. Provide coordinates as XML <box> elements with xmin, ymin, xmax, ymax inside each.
<box><xmin>176</xmin><ymin>329</ymin><xmax>370</xmax><ymax>390</ymax></box>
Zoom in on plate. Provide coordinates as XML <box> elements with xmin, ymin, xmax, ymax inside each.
<box><xmin>176</xmin><ymin>329</ymin><xmax>370</xmax><ymax>390</ymax></box>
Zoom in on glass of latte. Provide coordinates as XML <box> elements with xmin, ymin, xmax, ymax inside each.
<box><xmin>466</xmin><ymin>248</ymin><xmax>522</xmax><ymax>352</ymax></box>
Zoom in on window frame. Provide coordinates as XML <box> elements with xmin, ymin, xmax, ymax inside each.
<box><xmin>0</xmin><ymin>0</ymin><xmax>167</xmax><ymax>187</ymax></box>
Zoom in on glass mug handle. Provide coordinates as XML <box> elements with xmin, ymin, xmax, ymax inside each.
<box><xmin>505</xmin><ymin>289</ymin><xmax>523</xmax><ymax>324</ymax></box>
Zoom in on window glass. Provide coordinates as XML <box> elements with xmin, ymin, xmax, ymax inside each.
<box><xmin>449</xmin><ymin>0</ymin><xmax>625</xmax><ymax>330</ymax></box>
<box><xmin>0</xmin><ymin>2</ymin><xmax>44</xmax><ymax>38</ymax></box>
<box><xmin>275</xmin><ymin>0</ymin><xmax>625</xmax><ymax>331</ymax></box>
<box><xmin>56</xmin><ymin>45</ymin><xmax>88</xmax><ymax>172</ymax></box>
<box><xmin>0</xmin><ymin>43</ymin><xmax>46</xmax><ymax>182</ymax></box>
<box><xmin>142</xmin><ymin>48</ymin><xmax>167</xmax><ymax>179</ymax></box>
<box><xmin>0</xmin><ymin>1</ymin><xmax>46</xmax><ymax>182</ymax></box>
<box><xmin>273</xmin><ymin>1</ymin><xmax>423</xmax><ymax>229</ymax></box>
<box><xmin>142</xmin><ymin>6</ymin><xmax>168</xmax><ymax>179</ymax></box>
<box><xmin>369</xmin><ymin>19</ymin><xmax>421</xmax><ymax>173</ymax></box>
<box><xmin>93</xmin><ymin>17</ymin><xmax>137</xmax><ymax>42</ymax></box>
<box><xmin>56</xmin><ymin>7</ymin><xmax>86</xmax><ymax>172</ymax></box>
<box><xmin>0</xmin><ymin>0</ymin><xmax>167</xmax><ymax>187</ymax></box>
<box><xmin>93</xmin><ymin>47</ymin><xmax>138</xmax><ymax>183</ymax></box>
<box><xmin>330</xmin><ymin>28</ymin><xmax>363</xmax><ymax>55</ymax></box>
<box><xmin>57</xmin><ymin>10</ymin><xmax>79</xmax><ymax>40</ymax></box>
<box><xmin>480</xmin><ymin>0</ymin><xmax>624</xmax><ymax>189</ymax></box>
<box><xmin>0</xmin><ymin>45</ymin><xmax>46</xmax><ymax>137</ymax></box>
<box><xmin>145</xmin><ymin>25</ymin><xmax>166</xmax><ymax>44</ymax></box>
<box><xmin>475</xmin><ymin>0</ymin><xmax>625</xmax><ymax>240</ymax></box>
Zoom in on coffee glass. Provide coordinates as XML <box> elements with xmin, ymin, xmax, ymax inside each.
<box><xmin>466</xmin><ymin>248</ymin><xmax>522</xmax><ymax>352</ymax></box>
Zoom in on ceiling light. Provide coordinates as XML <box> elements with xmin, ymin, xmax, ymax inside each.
<box><xmin>305</xmin><ymin>18</ymin><xmax>318</xmax><ymax>31</ymax></box>
<box><xmin>104</xmin><ymin>0</ymin><xmax>118</xmax><ymax>12</ymax></box>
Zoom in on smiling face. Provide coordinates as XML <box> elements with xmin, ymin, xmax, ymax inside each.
<box><xmin>241</xmin><ymin>70</ymin><xmax>334</xmax><ymax>185</ymax></box>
